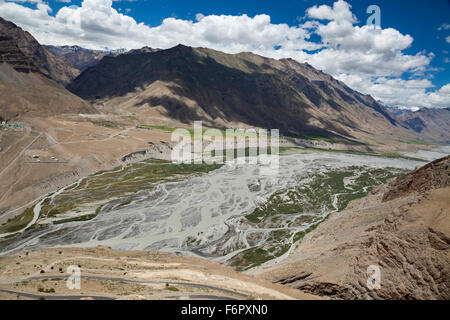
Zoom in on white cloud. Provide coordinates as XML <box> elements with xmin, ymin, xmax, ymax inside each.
<box><xmin>307</xmin><ymin>0</ymin><xmax>357</xmax><ymax>23</ymax></box>
<box><xmin>4</xmin><ymin>0</ymin><xmax>42</xmax><ymax>3</ymax></box>
<box><xmin>0</xmin><ymin>0</ymin><xmax>322</xmax><ymax>54</ymax></box>
<box><xmin>336</xmin><ymin>74</ymin><xmax>450</xmax><ymax>109</ymax></box>
<box><xmin>438</xmin><ymin>23</ymin><xmax>450</xmax><ymax>31</ymax></box>
<box><xmin>0</xmin><ymin>0</ymin><xmax>448</xmax><ymax>109</ymax></box>
<box><xmin>446</xmin><ymin>36</ymin><xmax>450</xmax><ymax>44</ymax></box>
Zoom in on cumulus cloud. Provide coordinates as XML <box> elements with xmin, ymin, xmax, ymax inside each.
<box><xmin>0</xmin><ymin>0</ymin><xmax>321</xmax><ymax>53</ymax></box>
<box><xmin>0</xmin><ymin>0</ymin><xmax>448</xmax><ymax>109</ymax></box>
<box><xmin>298</xmin><ymin>0</ymin><xmax>448</xmax><ymax>109</ymax></box>
<box><xmin>307</xmin><ymin>0</ymin><xmax>357</xmax><ymax>23</ymax></box>
<box><xmin>336</xmin><ymin>74</ymin><xmax>450</xmax><ymax>109</ymax></box>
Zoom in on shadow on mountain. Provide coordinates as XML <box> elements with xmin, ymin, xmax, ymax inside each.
<box><xmin>68</xmin><ymin>44</ymin><xmax>404</xmax><ymax>141</ymax></box>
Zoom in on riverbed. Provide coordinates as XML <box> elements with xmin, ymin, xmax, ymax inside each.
<box><xmin>0</xmin><ymin>150</ymin><xmax>430</xmax><ymax>270</ymax></box>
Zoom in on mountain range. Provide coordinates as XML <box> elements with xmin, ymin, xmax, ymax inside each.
<box><xmin>0</xmin><ymin>16</ymin><xmax>449</xmax><ymax>145</ymax></box>
<box><xmin>0</xmin><ymin>18</ymin><xmax>79</xmax><ymax>84</ymax></box>
<box><xmin>44</xmin><ymin>45</ymin><xmax>126</xmax><ymax>72</ymax></box>
<box><xmin>0</xmin><ymin>16</ymin><xmax>449</xmax><ymax>301</ymax></box>
<box><xmin>68</xmin><ymin>44</ymin><xmax>413</xmax><ymax>144</ymax></box>
<box><xmin>397</xmin><ymin>108</ymin><xmax>450</xmax><ymax>143</ymax></box>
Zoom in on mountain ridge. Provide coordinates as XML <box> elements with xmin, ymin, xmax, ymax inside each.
<box><xmin>68</xmin><ymin>43</ymin><xmax>415</xmax><ymax>146</ymax></box>
<box><xmin>398</xmin><ymin>107</ymin><xmax>450</xmax><ymax>143</ymax></box>
<box><xmin>0</xmin><ymin>18</ymin><xmax>93</xmax><ymax>120</ymax></box>
<box><xmin>0</xmin><ymin>17</ymin><xmax>79</xmax><ymax>84</ymax></box>
<box><xmin>44</xmin><ymin>44</ymin><xmax>125</xmax><ymax>72</ymax></box>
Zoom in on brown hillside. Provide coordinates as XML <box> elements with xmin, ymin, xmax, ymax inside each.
<box><xmin>255</xmin><ymin>159</ymin><xmax>450</xmax><ymax>299</ymax></box>
<box><xmin>0</xmin><ymin>17</ymin><xmax>79</xmax><ymax>84</ymax></box>
<box><xmin>382</xmin><ymin>155</ymin><xmax>449</xmax><ymax>202</ymax></box>
<box><xmin>68</xmin><ymin>44</ymin><xmax>418</xmax><ymax>146</ymax></box>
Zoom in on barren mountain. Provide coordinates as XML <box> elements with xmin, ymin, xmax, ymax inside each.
<box><xmin>0</xmin><ymin>18</ymin><xmax>79</xmax><ymax>84</ymax></box>
<box><xmin>0</xmin><ymin>33</ymin><xmax>38</xmax><ymax>74</ymax></box>
<box><xmin>0</xmin><ymin>18</ymin><xmax>93</xmax><ymax>120</ymax></box>
<box><xmin>386</xmin><ymin>106</ymin><xmax>415</xmax><ymax>117</ymax></box>
<box><xmin>255</xmin><ymin>156</ymin><xmax>450</xmax><ymax>299</ymax></box>
<box><xmin>68</xmin><ymin>44</ymin><xmax>418</xmax><ymax>147</ymax></box>
<box><xmin>398</xmin><ymin>108</ymin><xmax>450</xmax><ymax>144</ymax></box>
<box><xmin>0</xmin><ymin>64</ymin><xmax>92</xmax><ymax>120</ymax></box>
<box><xmin>44</xmin><ymin>45</ymin><xmax>126</xmax><ymax>71</ymax></box>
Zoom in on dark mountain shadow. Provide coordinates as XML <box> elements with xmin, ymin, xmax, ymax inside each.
<box><xmin>68</xmin><ymin>44</ymin><xmax>402</xmax><ymax>140</ymax></box>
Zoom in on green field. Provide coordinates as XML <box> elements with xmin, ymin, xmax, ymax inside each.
<box><xmin>279</xmin><ymin>146</ymin><xmax>424</xmax><ymax>161</ymax></box>
<box><xmin>0</xmin><ymin>207</ymin><xmax>34</xmax><ymax>234</ymax></box>
<box><xmin>37</xmin><ymin>159</ymin><xmax>222</xmax><ymax>223</ymax></box>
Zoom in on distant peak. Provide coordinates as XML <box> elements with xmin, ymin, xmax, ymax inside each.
<box><xmin>172</xmin><ymin>44</ymin><xmax>193</xmax><ymax>51</ymax></box>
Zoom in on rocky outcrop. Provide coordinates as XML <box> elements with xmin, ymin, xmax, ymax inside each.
<box><xmin>120</xmin><ymin>142</ymin><xmax>173</xmax><ymax>163</ymax></box>
<box><xmin>0</xmin><ymin>19</ymin><xmax>93</xmax><ymax>120</ymax></box>
<box><xmin>0</xmin><ymin>34</ymin><xmax>38</xmax><ymax>73</ymax></box>
<box><xmin>382</xmin><ymin>156</ymin><xmax>449</xmax><ymax>202</ymax></box>
<box><xmin>257</xmin><ymin>158</ymin><xmax>450</xmax><ymax>300</ymax></box>
<box><xmin>0</xmin><ymin>17</ymin><xmax>79</xmax><ymax>84</ymax></box>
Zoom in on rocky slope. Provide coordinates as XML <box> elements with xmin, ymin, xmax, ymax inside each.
<box><xmin>383</xmin><ymin>155</ymin><xmax>449</xmax><ymax>201</ymax></box>
<box><xmin>44</xmin><ymin>45</ymin><xmax>126</xmax><ymax>71</ymax></box>
<box><xmin>0</xmin><ymin>33</ymin><xmax>38</xmax><ymax>73</ymax></box>
<box><xmin>0</xmin><ymin>63</ymin><xmax>92</xmax><ymax>120</ymax></box>
<box><xmin>398</xmin><ymin>108</ymin><xmax>450</xmax><ymax>144</ymax></box>
<box><xmin>44</xmin><ymin>45</ymin><xmax>159</xmax><ymax>72</ymax></box>
<box><xmin>0</xmin><ymin>18</ymin><xmax>79</xmax><ymax>84</ymax></box>
<box><xmin>255</xmin><ymin>156</ymin><xmax>450</xmax><ymax>299</ymax></box>
<box><xmin>0</xmin><ymin>18</ymin><xmax>93</xmax><ymax>120</ymax></box>
<box><xmin>68</xmin><ymin>44</ymin><xmax>419</xmax><ymax>147</ymax></box>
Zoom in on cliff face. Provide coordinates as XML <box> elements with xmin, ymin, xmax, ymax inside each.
<box><xmin>0</xmin><ymin>18</ymin><xmax>93</xmax><ymax>120</ymax></box>
<box><xmin>0</xmin><ymin>34</ymin><xmax>39</xmax><ymax>73</ymax></box>
<box><xmin>0</xmin><ymin>17</ymin><xmax>79</xmax><ymax>84</ymax></box>
<box><xmin>383</xmin><ymin>156</ymin><xmax>449</xmax><ymax>202</ymax></box>
<box><xmin>255</xmin><ymin>156</ymin><xmax>450</xmax><ymax>300</ymax></box>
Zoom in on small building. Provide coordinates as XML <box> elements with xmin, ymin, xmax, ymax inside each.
<box><xmin>32</xmin><ymin>155</ymin><xmax>39</xmax><ymax>159</ymax></box>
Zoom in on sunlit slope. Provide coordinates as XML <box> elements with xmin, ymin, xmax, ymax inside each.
<box><xmin>68</xmin><ymin>44</ymin><xmax>418</xmax><ymax>147</ymax></box>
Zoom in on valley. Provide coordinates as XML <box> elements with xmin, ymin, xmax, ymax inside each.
<box><xmin>0</xmin><ymin>150</ymin><xmax>422</xmax><ymax>271</ymax></box>
<box><xmin>0</xmin><ymin>14</ymin><xmax>448</xmax><ymax>301</ymax></box>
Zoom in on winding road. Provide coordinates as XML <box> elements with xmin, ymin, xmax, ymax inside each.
<box><xmin>0</xmin><ymin>274</ymin><xmax>246</xmax><ymax>300</ymax></box>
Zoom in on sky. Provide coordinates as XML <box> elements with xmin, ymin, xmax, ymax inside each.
<box><xmin>0</xmin><ymin>0</ymin><xmax>449</xmax><ymax>110</ymax></box>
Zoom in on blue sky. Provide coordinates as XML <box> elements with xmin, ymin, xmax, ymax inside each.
<box><xmin>0</xmin><ymin>0</ymin><xmax>449</xmax><ymax>109</ymax></box>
